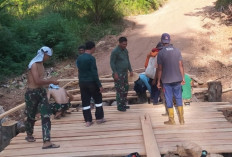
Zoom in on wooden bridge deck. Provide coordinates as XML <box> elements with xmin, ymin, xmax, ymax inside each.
<box><xmin>1</xmin><ymin>102</ymin><xmax>232</xmax><ymax>157</ymax></box>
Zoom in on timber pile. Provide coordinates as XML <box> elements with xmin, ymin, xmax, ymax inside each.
<box><xmin>60</xmin><ymin>71</ymin><xmax>209</xmax><ymax>105</ymax></box>
<box><xmin>58</xmin><ymin>69</ymin><xmax>143</xmax><ymax>105</ymax></box>
<box><xmin>1</xmin><ymin>102</ymin><xmax>232</xmax><ymax>156</ymax></box>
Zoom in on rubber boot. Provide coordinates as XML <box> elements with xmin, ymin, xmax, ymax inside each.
<box><xmin>177</xmin><ymin>106</ymin><xmax>185</xmax><ymax>125</ymax></box>
<box><xmin>162</xmin><ymin>102</ymin><xmax>169</xmax><ymax>116</ymax></box>
<box><xmin>164</xmin><ymin>108</ymin><xmax>176</xmax><ymax>125</ymax></box>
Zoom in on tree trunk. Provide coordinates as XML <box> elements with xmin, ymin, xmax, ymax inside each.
<box><xmin>207</xmin><ymin>81</ymin><xmax>222</xmax><ymax>102</ymax></box>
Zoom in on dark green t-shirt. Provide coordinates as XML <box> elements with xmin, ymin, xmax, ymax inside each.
<box><xmin>77</xmin><ymin>53</ymin><xmax>102</xmax><ymax>87</ymax></box>
<box><xmin>110</xmin><ymin>46</ymin><xmax>132</xmax><ymax>74</ymax></box>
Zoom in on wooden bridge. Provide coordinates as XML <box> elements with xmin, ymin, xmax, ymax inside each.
<box><xmin>1</xmin><ymin>102</ymin><xmax>232</xmax><ymax>157</ymax></box>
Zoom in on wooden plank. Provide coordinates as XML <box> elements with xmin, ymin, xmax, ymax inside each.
<box><xmin>2</xmin><ymin>102</ymin><xmax>232</xmax><ymax>157</ymax></box>
<box><xmin>1</xmin><ymin>143</ymin><xmax>145</xmax><ymax>157</ymax></box>
<box><xmin>222</xmin><ymin>88</ymin><xmax>232</xmax><ymax>93</ymax></box>
<box><xmin>7</xmin><ymin>148</ymin><xmax>146</xmax><ymax>157</ymax></box>
<box><xmin>0</xmin><ymin>103</ymin><xmax>25</xmax><ymax>119</ymax></box>
<box><xmin>58</xmin><ymin>78</ymin><xmax>114</xmax><ymax>82</ymax></box>
<box><xmin>141</xmin><ymin>114</ymin><xmax>161</xmax><ymax>157</ymax></box>
<box><xmin>71</xmin><ymin>96</ymin><xmax>138</xmax><ymax>104</ymax></box>
<box><xmin>186</xmin><ymin>73</ymin><xmax>204</xmax><ymax>85</ymax></box>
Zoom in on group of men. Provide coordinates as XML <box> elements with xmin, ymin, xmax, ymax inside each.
<box><xmin>24</xmin><ymin>33</ymin><xmax>185</xmax><ymax>149</ymax></box>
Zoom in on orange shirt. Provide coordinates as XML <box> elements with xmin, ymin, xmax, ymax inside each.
<box><xmin>144</xmin><ymin>48</ymin><xmax>159</xmax><ymax>68</ymax></box>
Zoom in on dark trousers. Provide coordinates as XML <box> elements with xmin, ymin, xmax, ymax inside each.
<box><xmin>149</xmin><ymin>79</ymin><xmax>160</xmax><ymax>104</ymax></box>
<box><xmin>79</xmin><ymin>81</ymin><xmax>104</xmax><ymax>122</ymax></box>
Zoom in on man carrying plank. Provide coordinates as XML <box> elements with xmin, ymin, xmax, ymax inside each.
<box><xmin>24</xmin><ymin>46</ymin><xmax>60</xmax><ymax>149</ymax></box>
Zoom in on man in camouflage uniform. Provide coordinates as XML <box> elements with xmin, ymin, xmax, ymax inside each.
<box><xmin>110</xmin><ymin>37</ymin><xmax>133</xmax><ymax>112</ymax></box>
<box><xmin>47</xmin><ymin>84</ymin><xmax>73</xmax><ymax>119</ymax></box>
<box><xmin>25</xmin><ymin>46</ymin><xmax>60</xmax><ymax>149</ymax></box>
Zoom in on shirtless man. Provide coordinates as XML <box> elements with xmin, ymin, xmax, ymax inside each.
<box><xmin>47</xmin><ymin>84</ymin><xmax>73</xmax><ymax>119</ymax></box>
<box><xmin>24</xmin><ymin>46</ymin><xmax>60</xmax><ymax>149</ymax></box>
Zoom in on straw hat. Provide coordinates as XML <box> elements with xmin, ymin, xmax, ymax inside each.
<box><xmin>128</xmin><ymin>72</ymin><xmax>139</xmax><ymax>82</ymax></box>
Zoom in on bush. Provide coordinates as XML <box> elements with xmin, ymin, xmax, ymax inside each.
<box><xmin>117</xmin><ymin>0</ymin><xmax>166</xmax><ymax>15</ymax></box>
<box><xmin>0</xmin><ymin>0</ymin><xmax>163</xmax><ymax>82</ymax></box>
<box><xmin>216</xmin><ymin>0</ymin><xmax>232</xmax><ymax>9</ymax></box>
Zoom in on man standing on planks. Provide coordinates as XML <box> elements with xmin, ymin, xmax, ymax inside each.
<box><xmin>77</xmin><ymin>41</ymin><xmax>105</xmax><ymax>127</ymax></box>
<box><xmin>157</xmin><ymin>33</ymin><xmax>185</xmax><ymax>125</ymax></box>
<box><xmin>110</xmin><ymin>37</ymin><xmax>133</xmax><ymax>112</ymax></box>
<box><xmin>24</xmin><ymin>46</ymin><xmax>60</xmax><ymax>149</ymax></box>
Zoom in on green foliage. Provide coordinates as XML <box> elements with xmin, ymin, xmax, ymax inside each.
<box><xmin>117</xmin><ymin>0</ymin><xmax>166</xmax><ymax>15</ymax></box>
<box><xmin>0</xmin><ymin>0</ymin><xmax>163</xmax><ymax>82</ymax></box>
<box><xmin>216</xmin><ymin>0</ymin><xmax>232</xmax><ymax>9</ymax></box>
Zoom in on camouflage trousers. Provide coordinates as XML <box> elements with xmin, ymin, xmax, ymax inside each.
<box><xmin>50</xmin><ymin>102</ymin><xmax>71</xmax><ymax>114</ymax></box>
<box><xmin>24</xmin><ymin>88</ymin><xmax>52</xmax><ymax>142</ymax></box>
<box><xmin>114</xmin><ymin>73</ymin><xmax>129</xmax><ymax>110</ymax></box>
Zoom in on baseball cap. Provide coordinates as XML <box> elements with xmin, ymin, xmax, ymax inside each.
<box><xmin>161</xmin><ymin>33</ymin><xmax>170</xmax><ymax>44</ymax></box>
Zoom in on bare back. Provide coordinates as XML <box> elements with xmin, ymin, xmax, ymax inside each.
<box><xmin>27</xmin><ymin>62</ymin><xmax>45</xmax><ymax>89</ymax></box>
<box><xmin>48</xmin><ymin>88</ymin><xmax>69</xmax><ymax>104</ymax></box>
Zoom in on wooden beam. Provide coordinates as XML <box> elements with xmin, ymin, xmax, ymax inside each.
<box><xmin>222</xmin><ymin>88</ymin><xmax>232</xmax><ymax>93</ymax></box>
<box><xmin>186</xmin><ymin>73</ymin><xmax>204</xmax><ymax>85</ymax></box>
<box><xmin>0</xmin><ymin>103</ymin><xmax>25</xmax><ymax>119</ymax></box>
<box><xmin>192</xmin><ymin>88</ymin><xmax>208</xmax><ymax>94</ymax></box>
<box><xmin>67</xmin><ymin>82</ymin><xmax>135</xmax><ymax>94</ymax></box>
<box><xmin>141</xmin><ymin>113</ymin><xmax>161</xmax><ymax>157</ymax></box>
<box><xmin>58</xmin><ymin>78</ymin><xmax>114</xmax><ymax>82</ymax></box>
<box><xmin>71</xmin><ymin>96</ymin><xmax>138</xmax><ymax>104</ymax></box>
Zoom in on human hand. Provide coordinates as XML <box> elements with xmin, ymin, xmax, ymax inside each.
<box><xmin>157</xmin><ymin>81</ymin><xmax>161</xmax><ymax>89</ymax></box>
<box><xmin>114</xmin><ymin>73</ymin><xmax>119</xmax><ymax>81</ymax></box>
<box><xmin>130</xmin><ymin>71</ymin><xmax>133</xmax><ymax>77</ymax></box>
<box><xmin>99</xmin><ymin>87</ymin><xmax>103</xmax><ymax>93</ymax></box>
<box><xmin>181</xmin><ymin>79</ymin><xmax>185</xmax><ymax>85</ymax></box>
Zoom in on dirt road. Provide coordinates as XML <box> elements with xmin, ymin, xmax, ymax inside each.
<box><xmin>96</xmin><ymin>0</ymin><xmax>231</xmax><ymax>82</ymax></box>
<box><xmin>95</xmin><ymin>0</ymin><xmax>232</xmax><ymax>101</ymax></box>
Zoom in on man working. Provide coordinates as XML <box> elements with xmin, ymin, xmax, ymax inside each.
<box><xmin>47</xmin><ymin>84</ymin><xmax>73</xmax><ymax>119</ymax></box>
<box><xmin>157</xmin><ymin>33</ymin><xmax>185</xmax><ymax>125</ymax></box>
<box><xmin>24</xmin><ymin>46</ymin><xmax>60</xmax><ymax>149</ymax></box>
<box><xmin>76</xmin><ymin>41</ymin><xmax>105</xmax><ymax>127</ymax></box>
<box><xmin>145</xmin><ymin>42</ymin><xmax>163</xmax><ymax>105</ymax></box>
<box><xmin>110</xmin><ymin>37</ymin><xmax>133</xmax><ymax>112</ymax></box>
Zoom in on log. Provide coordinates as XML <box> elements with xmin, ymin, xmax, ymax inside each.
<box><xmin>222</xmin><ymin>88</ymin><xmax>232</xmax><ymax>93</ymax></box>
<box><xmin>208</xmin><ymin>81</ymin><xmax>222</xmax><ymax>102</ymax></box>
<box><xmin>71</xmin><ymin>96</ymin><xmax>138</xmax><ymax>105</ymax></box>
<box><xmin>0</xmin><ymin>103</ymin><xmax>25</xmax><ymax>120</ymax></box>
<box><xmin>1</xmin><ymin>120</ymin><xmax>18</xmax><ymax>151</ymax></box>
<box><xmin>73</xmin><ymin>92</ymin><xmax>137</xmax><ymax>101</ymax></box>
<box><xmin>58</xmin><ymin>78</ymin><xmax>114</xmax><ymax>82</ymax></box>
<box><xmin>186</xmin><ymin>73</ymin><xmax>204</xmax><ymax>85</ymax></box>
<box><xmin>100</xmin><ymin>67</ymin><xmax>145</xmax><ymax>78</ymax></box>
<box><xmin>192</xmin><ymin>88</ymin><xmax>208</xmax><ymax>94</ymax></box>
<box><xmin>67</xmin><ymin>82</ymin><xmax>135</xmax><ymax>94</ymax></box>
